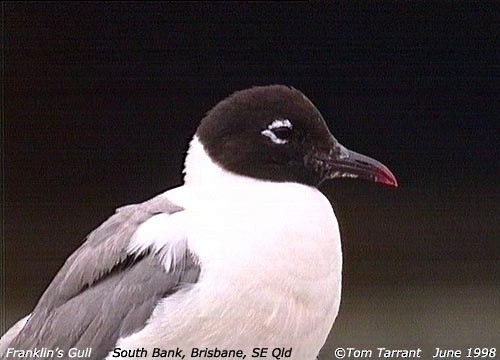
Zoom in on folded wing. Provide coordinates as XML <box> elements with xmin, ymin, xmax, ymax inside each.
<box><xmin>1</xmin><ymin>194</ymin><xmax>200</xmax><ymax>359</ymax></box>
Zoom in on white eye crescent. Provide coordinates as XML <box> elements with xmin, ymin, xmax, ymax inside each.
<box><xmin>261</xmin><ymin>119</ymin><xmax>293</xmax><ymax>144</ymax></box>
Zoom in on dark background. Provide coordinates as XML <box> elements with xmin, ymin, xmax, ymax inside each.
<box><xmin>3</xmin><ymin>2</ymin><xmax>499</xmax><ymax>357</ymax></box>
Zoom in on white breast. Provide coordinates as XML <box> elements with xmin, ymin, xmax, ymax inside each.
<box><xmin>111</xmin><ymin>138</ymin><xmax>342</xmax><ymax>360</ymax></box>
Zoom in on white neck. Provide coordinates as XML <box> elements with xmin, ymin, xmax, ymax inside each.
<box><xmin>167</xmin><ymin>135</ymin><xmax>321</xmax><ymax>209</ymax></box>
<box><xmin>183</xmin><ymin>136</ymin><xmax>271</xmax><ymax>191</ymax></box>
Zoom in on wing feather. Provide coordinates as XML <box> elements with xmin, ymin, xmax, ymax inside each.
<box><xmin>1</xmin><ymin>194</ymin><xmax>200</xmax><ymax>359</ymax></box>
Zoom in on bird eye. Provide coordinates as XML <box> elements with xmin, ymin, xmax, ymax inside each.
<box><xmin>261</xmin><ymin>119</ymin><xmax>294</xmax><ymax>145</ymax></box>
<box><xmin>271</xmin><ymin>126</ymin><xmax>293</xmax><ymax>140</ymax></box>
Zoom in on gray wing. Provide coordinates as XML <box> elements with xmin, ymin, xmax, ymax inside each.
<box><xmin>3</xmin><ymin>194</ymin><xmax>200</xmax><ymax>359</ymax></box>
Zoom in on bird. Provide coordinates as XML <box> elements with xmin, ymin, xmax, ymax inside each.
<box><xmin>1</xmin><ymin>85</ymin><xmax>397</xmax><ymax>360</ymax></box>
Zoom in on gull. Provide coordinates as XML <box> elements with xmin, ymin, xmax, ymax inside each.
<box><xmin>1</xmin><ymin>85</ymin><xmax>397</xmax><ymax>359</ymax></box>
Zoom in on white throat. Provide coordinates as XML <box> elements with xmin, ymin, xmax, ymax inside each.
<box><xmin>177</xmin><ymin>135</ymin><xmax>321</xmax><ymax>206</ymax></box>
<box><xmin>183</xmin><ymin>135</ymin><xmax>273</xmax><ymax>191</ymax></box>
<box><xmin>183</xmin><ymin>136</ymin><xmax>227</xmax><ymax>186</ymax></box>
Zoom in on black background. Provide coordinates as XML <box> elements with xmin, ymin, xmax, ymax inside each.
<box><xmin>3</xmin><ymin>2</ymin><xmax>499</xmax><ymax>357</ymax></box>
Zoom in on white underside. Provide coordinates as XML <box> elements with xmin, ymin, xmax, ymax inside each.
<box><xmin>110</xmin><ymin>138</ymin><xmax>343</xmax><ymax>359</ymax></box>
<box><xmin>0</xmin><ymin>137</ymin><xmax>342</xmax><ymax>360</ymax></box>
